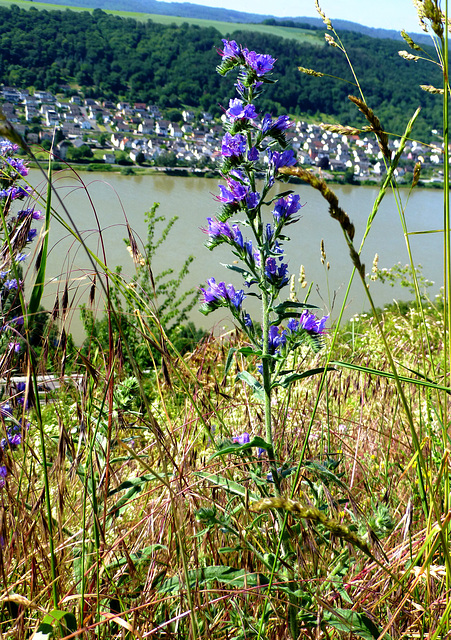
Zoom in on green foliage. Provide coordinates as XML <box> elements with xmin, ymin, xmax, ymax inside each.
<box><xmin>81</xmin><ymin>203</ymin><xmax>204</xmax><ymax>373</ymax></box>
<box><xmin>65</xmin><ymin>144</ymin><xmax>93</xmax><ymax>162</ymax></box>
<box><xmin>0</xmin><ymin>5</ymin><xmax>443</xmax><ymax>137</ymax></box>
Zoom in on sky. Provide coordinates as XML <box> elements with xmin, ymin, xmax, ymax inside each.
<box><xmin>162</xmin><ymin>0</ymin><xmax>424</xmax><ymax>34</ymax></box>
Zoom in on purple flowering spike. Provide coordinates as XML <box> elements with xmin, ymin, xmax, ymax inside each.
<box><xmin>221</xmin><ymin>132</ymin><xmax>247</xmax><ymax>158</ymax></box>
<box><xmin>287</xmin><ymin>318</ymin><xmax>299</xmax><ymax>332</ymax></box>
<box><xmin>232</xmin><ymin>432</ymin><xmax>250</xmax><ymax>445</ymax></box>
<box><xmin>243</xmin><ymin>50</ymin><xmax>276</xmax><ymax>76</ymax></box>
<box><xmin>27</xmin><ymin>229</ymin><xmax>37</xmax><ymax>242</ymax></box>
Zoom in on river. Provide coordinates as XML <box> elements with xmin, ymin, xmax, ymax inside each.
<box><xmin>24</xmin><ymin>168</ymin><xmax>443</xmax><ymax>343</ymax></box>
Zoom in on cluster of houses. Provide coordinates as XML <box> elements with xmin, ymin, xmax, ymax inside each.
<box><xmin>0</xmin><ymin>84</ymin><xmax>446</xmax><ymax>181</ymax></box>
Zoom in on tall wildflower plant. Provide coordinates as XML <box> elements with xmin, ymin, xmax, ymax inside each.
<box><xmin>0</xmin><ymin>141</ymin><xmax>43</xmax><ymax>487</ymax></box>
<box><xmin>200</xmin><ymin>41</ymin><xmax>328</xmax><ymax>490</ymax></box>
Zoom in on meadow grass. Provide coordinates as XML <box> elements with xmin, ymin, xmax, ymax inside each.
<box><xmin>1</xmin><ymin>1</ymin><xmax>451</xmax><ymax>639</ymax></box>
<box><xmin>0</xmin><ymin>0</ymin><xmax>323</xmax><ymax>45</ymax></box>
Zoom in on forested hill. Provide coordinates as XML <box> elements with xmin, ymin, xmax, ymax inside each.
<box><xmin>0</xmin><ymin>5</ymin><xmax>443</xmax><ymax>140</ymax></box>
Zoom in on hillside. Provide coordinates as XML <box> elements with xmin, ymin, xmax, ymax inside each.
<box><xmin>0</xmin><ymin>5</ymin><xmax>442</xmax><ymax>140</ymax></box>
<box><xmin>28</xmin><ymin>0</ymin><xmax>432</xmax><ymax>45</ymax></box>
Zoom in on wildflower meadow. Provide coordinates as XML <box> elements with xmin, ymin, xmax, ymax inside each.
<box><xmin>1</xmin><ymin>1</ymin><xmax>451</xmax><ymax>638</ymax></box>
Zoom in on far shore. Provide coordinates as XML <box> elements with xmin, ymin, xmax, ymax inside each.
<box><xmin>26</xmin><ymin>160</ymin><xmax>446</xmax><ymax>189</ymax></box>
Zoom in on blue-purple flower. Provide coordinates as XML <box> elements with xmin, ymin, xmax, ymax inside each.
<box><xmin>232</xmin><ymin>432</ymin><xmax>250</xmax><ymax>445</ymax></box>
<box><xmin>268</xmin><ymin>149</ymin><xmax>297</xmax><ymax>169</ymax></box>
<box><xmin>287</xmin><ymin>311</ymin><xmax>329</xmax><ymax>335</ymax></box>
<box><xmin>247</xmin><ymin>146</ymin><xmax>259</xmax><ymax>162</ymax></box>
<box><xmin>221</xmin><ymin>132</ymin><xmax>247</xmax><ymax>158</ymax></box>
<box><xmin>0</xmin><ymin>465</ymin><xmax>6</xmax><ymax>488</ymax></box>
<box><xmin>265</xmin><ymin>257</ymin><xmax>289</xmax><ymax>289</ymax></box>
<box><xmin>219</xmin><ymin>39</ymin><xmax>241</xmax><ymax>60</ymax></box>
<box><xmin>261</xmin><ymin>114</ymin><xmax>294</xmax><ymax>135</ymax></box>
<box><xmin>3</xmin><ymin>279</ymin><xmax>22</xmax><ymax>290</ymax></box>
<box><xmin>267</xmin><ymin>325</ymin><xmax>287</xmax><ymax>354</ymax></box>
<box><xmin>226</xmin><ymin>99</ymin><xmax>258</xmax><ymax>122</ymax></box>
<box><xmin>0</xmin><ymin>185</ymin><xmax>30</xmax><ymax>201</ymax></box>
<box><xmin>200</xmin><ymin>278</ymin><xmax>245</xmax><ymax>314</ymax></box>
<box><xmin>273</xmin><ymin>194</ymin><xmax>303</xmax><ymax>224</ymax></box>
<box><xmin>243</xmin><ymin>49</ymin><xmax>276</xmax><ymax>76</ymax></box>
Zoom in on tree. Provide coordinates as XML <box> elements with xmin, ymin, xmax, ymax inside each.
<box><xmin>135</xmin><ymin>151</ymin><xmax>145</xmax><ymax>165</ymax></box>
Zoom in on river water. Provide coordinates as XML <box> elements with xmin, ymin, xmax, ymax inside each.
<box><xmin>24</xmin><ymin>168</ymin><xmax>444</xmax><ymax>343</ymax></box>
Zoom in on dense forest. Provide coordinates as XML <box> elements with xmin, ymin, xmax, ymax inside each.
<box><xmin>0</xmin><ymin>5</ymin><xmax>443</xmax><ymax>139</ymax></box>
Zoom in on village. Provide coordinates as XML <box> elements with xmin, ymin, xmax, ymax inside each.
<box><xmin>0</xmin><ymin>84</ymin><xmax>445</xmax><ymax>183</ymax></box>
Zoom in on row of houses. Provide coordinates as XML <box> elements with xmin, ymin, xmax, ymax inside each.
<box><xmin>0</xmin><ymin>85</ymin><xmax>446</xmax><ymax>178</ymax></box>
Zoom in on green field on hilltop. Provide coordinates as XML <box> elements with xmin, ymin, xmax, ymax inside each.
<box><xmin>0</xmin><ymin>0</ymin><xmax>323</xmax><ymax>44</ymax></box>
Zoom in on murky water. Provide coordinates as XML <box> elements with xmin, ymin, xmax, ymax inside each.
<box><xmin>24</xmin><ymin>168</ymin><xmax>444</xmax><ymax>342</ymax></box>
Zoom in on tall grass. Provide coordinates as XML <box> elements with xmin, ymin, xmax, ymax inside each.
<box><xmin>1</xmin><ymin>1</ymin><xmax>451</xmax><ymax>639</ymax></box>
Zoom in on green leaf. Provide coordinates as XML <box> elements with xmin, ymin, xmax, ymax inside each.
<box><xmin>272</xmin><ymin>301</ymin><xmax>318</xmax><ymax>315</ymax></box>
<box><xmin>235</xmin><ymin>371</ymin><xmax>265</xmax><ymax>401</ymax></box>
<box><xmin>331</xmin><ymin>360</ymin><xmax>451</xmax><ymax>393</ymax></box>
<box><xmin>223</xmin><ymin>347</ymin><xmax>236</xmax><ymax>378</ymax></box>
<box><xmin>209</xmin><ymin>436</ymin><xmax>272</xmax><ymax>459</ymax></box>
<box><xmin>221</xmin><ymin>263</ymin><xmax>255</xmax><ymax>280</ymax></box>
<box><xmin>324</xmin><ymin>608</ymin><xmax>391</xmax><ymax>640</ymax></box>
<box><xmin>237</xmin><ymin>346</ymin><xmax>262</xmax><ymax>357</ymax></box>
<box><xmin>272</xmin><ymin>367</ymin><xmax>328</xmax><ymax>389</ymax></box>
<box><xmin>195</xmin><ymin>471</ymin><xmax>259</xmax><ymax>502</ymax></box>
<box><xmin>106</xmin><ymin>544</ymin><xmax>167</xmax><ymax>571</ymax></box>
<box><xmin>29</xmin><ymin>157</ymin><xmax>52</xmax><ymax>316</ymax></box>
<box><xmin>107</xmin><ymin>474</ymin><xmax>156</xmax><ymax>517</ymax></box>
<box><xmin>34</xmin><ymin>609</ymin><xmax>77</xmax><ymax>639</ymax></box>
<box><xmin>157</xmin><ymin>565</ymin><xmax>269</xmax><ymax>594</ymax></box>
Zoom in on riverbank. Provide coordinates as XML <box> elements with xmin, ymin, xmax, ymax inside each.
<box><xmin>27</xmin><ymin>159</ymin><xmax>446</xmax><ymax>188</ymax></box>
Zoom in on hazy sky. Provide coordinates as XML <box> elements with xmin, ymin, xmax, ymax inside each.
<box><xmin>162</xmin><ymin>0</ymin><xmax>425</xmax><ymax>34</ymax></box>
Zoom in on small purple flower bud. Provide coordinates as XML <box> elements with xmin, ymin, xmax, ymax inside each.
<box><xmin>8</xmin><ymin>434</ymin><xmax>21</xmax><ymax>447</ymax></box>
<box><xmin>247</xmin><ymin>146</ymin><xmax>259</xmax><ymax>161</ymax></box>
<box><xmin>232</xmin><ymin>432</ymin><xmax>250</xmax><ymax>445</ymax></box>
<box><xmin>0</xmin><ymin>403</ymin><xmax>12</xmax><ymax>417</ymax></box>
